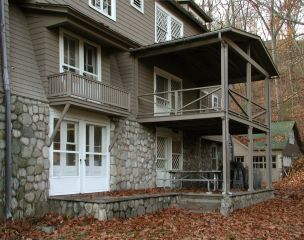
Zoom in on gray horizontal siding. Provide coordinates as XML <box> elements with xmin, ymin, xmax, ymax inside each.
<box><xmin>22</xmin><ymin>0</ymin><xmax>203</xmax><ymax>46</ymax></box>
<box><xmin>9</xmin><ymin>4</ymin><xmax>46</xmax><ymax>101</ymax></box>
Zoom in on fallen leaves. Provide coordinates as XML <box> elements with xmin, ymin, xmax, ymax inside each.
<box><xmin>1</xmin><ymin>158</ymin><xmax>304</xmax><ymax>240</ymax></box>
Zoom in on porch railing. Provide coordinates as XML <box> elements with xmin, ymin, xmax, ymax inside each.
<box><xmin>138</xmin><ymin>85</ymin><xmax>266</xmax><ymax>126</ymax></box>
<box><xmin>138</xmin><ymin>85</ymin><xmax>222</xmax><ymax>117</ymax></box>
<box><xmin>48</xmin><ymin>72</ymin><xmax>130</xmax><ymax>111</ymax></box>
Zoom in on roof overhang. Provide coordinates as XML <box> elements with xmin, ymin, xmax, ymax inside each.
<box><xmin>131</xmin><ymin>27</ymin><xmax>279</xmax><ymax>81</ymax></box>
<box><xmin>176</xmin><ymin>0</ymin><xmax>213</xmax><ymax>22</ymax></box>
<box><xmin>20</xmin><ymin>3</ymin><xmax>140</xmax><ymax>51</ymax></box>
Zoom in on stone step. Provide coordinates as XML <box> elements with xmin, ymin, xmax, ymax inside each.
<box><xmin>177</xmin><ymin>193</ymin><xmax>222</xmax><ymax>213</ymax></box>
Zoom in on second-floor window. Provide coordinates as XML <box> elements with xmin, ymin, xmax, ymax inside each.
<box><xmin>155</xmin><ymin>4</ymin><xmax>183</xmax><ymax>43</ymax></box>
<box><xmin>59</xmin><ymin>30</ymin><xmax>102</xmax><ymax>81</ymax></box>
<box><xmin>89</xmin><ymin>0</ymin><xmax>116</xmax><ymax>21</ymax></box>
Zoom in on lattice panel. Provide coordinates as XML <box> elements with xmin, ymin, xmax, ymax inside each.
<box><xmin>156</xmin><ymin>7</ymin><xmax>168</xmax><ymax>42</ymax></box>
<box><xmin>172</xmin><ymin>154</ymin><xmax>181</xmax><ymax>170</ymax></box>
<box><xmin>157</xmin><ymin>137</ymin><xmax>167</xmax><ymax>158</ymax></box>
<box><xmin>171</xmin><ymin>18</ymin><xmax>182</xmax><ymax>40</ymax></box>
<box><xmin>156</xmin><ymin>159</ymin><xmax>166</xmax><ymax>169</ymax></box>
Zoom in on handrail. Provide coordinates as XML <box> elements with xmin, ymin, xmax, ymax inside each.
<box><xmin>229</xmin><ymin>88</ymin><xmax>266</xmax><ymax>111</ymax></box>
<box><xmin>138</xmin><ymin>85</ymin><xmax>222</xmax><ymax>97</ymax></box>
<box><xmin>47</xmin><ymin>72</ymin><xmax>130</xmax><ymax>111</ymax></box>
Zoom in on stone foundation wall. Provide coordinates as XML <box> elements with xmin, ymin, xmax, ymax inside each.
<box><xmin>0</xmin><ymin>94</ymin><xmax>5</xmax><ymax>220</ymax></box>
<box><xmin>220</xmin><ymin>190</ymin><xmax>274</xmax><ymax>216</ymax></box>
<box><xmin>183</xmin><ymin>136</ymin><xmax>221</xmax><ymax>171</ymax></box>
<box><xmin>49</xmin><ymin>194</ymin><xmax>179</xmax><ymax>220</ymax></box>
<box><xmin>10</xmin><ymin>95</ymin><xmax>50</xmax><ymax>219</ymax></box>
<box><xmin>109</xmin><ymin>118</ymin><xmax>156</xmax><ymax>191</ymax></box>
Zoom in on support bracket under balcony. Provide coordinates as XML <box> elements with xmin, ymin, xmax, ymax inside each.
<box><xmin>48</xmin><ymin>103</ymin><xmax>71</xmax><ymax>147</ymax></box>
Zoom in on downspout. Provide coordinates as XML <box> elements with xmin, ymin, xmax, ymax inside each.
<box><xmin>0</xmin><ymin>0</ymin><xmax>12</xmax><ymax>219</ymax></box>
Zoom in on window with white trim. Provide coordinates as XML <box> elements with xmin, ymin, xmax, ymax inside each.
<box><xmin>154</xmin><ymin>68</ymin><xmax>182</xmax><ymax>115</ymax></box>
<box><xmin>155</xmin><ymin>4</ymin><xmax>183</xmax><ymax>42</ymax></box>
<box><xmin>89</xmin><ymin>0</ymin><xmax>116</xmax><ymax>21</ymax></box>
<box><xmin>253</xmin><ymin>156</ymin><xmax>276</xmax><ymax>169</ymax></box>
<box><xmin>60</xmin><ymin>30</ymin><xmax>102</xmax><ymax>81</ymax></box>
<box><xmin>131</xmin><ymin>0</ymin><xmax>144</xmax><ymax>13</ymax></box>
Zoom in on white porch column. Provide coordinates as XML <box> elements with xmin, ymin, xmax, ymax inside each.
<box><xmin>221</xmin><ymin>41</ymin><xmax>230</xmax><ymax>194</ymax></box>
<box><xmin>265</xmin><ymin>77</ymin><xmax>272</xmax><ymax>189</ymax></box>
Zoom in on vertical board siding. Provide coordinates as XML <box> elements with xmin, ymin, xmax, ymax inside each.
<box><xmin>9</xmin><ymin>4</ymin><xmax>46</xmax><ymax>101</ymax></box>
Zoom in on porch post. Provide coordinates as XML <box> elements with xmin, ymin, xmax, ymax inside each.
<box><xmin>246</xmin><ymin>45</ymin><xmax>254</xmax><ymax>191</ymax></box>
<box><xmin>221</xmin><ymin>40</ymin><xmax>230</xmax><ymax>194</ymax></box>
<box><xmin>265</xmin><ymin>78</ymin><xmax>272</xmax><ymax>189</ymax></box>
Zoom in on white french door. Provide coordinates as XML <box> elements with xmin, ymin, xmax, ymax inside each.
<box><xmin>50</xmin><ymin>116</ymin><xmax>110</xmax><ymax>196</ymax></box>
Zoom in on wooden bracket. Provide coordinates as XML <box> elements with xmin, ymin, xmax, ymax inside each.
<box><xmin>48</xmin><ymin>103</ymin><xmax>71</xmax><ymax>147</ymax></box>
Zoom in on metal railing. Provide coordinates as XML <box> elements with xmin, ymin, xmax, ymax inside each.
<box><xmin>48</xmin><ymin>72</ymin><xmax>130</xmax><ymax>111</ymax></box>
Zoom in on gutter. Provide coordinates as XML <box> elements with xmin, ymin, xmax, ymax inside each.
<box><xmin>0</xmin><ymin>0</ymin><xmax>12</xmax><ymax>219</ymax></box>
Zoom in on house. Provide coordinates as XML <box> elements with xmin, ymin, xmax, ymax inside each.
<box><xmin>0</xmin><ymin>0</ymin><xmax>279</xmax><ymax>220</ymax></box>
<box><xmin>233</xmin><ymin>121</ymin><xmax>303</xmax><ymax>184</ymax></box>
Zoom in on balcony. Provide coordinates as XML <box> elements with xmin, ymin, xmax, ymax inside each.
<box><xmin>47</xmin><ymin>72</ymin><xmax>130</xmax><ymax>117</ymax></box>
<box><xmin>138</xmin><ymin>85</ymin><xmax>267</xmax><ymax>135</ymax></box>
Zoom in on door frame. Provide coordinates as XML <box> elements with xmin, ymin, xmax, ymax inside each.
<box><xmin>49</xmin><ymin>108</ymin><xmax>110</xmax><ymax>196</ymax></box>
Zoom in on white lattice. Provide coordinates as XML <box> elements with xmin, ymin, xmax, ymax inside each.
<box><xmin>172</xmin><ymin>154</ymin><xmax>181</xmax><ymax>170</ymax></box>
<box><xmin>156</xmin><ymin>137</ymin><xmax>168</xmax><ymax>169</ymax></box>
<box><xmin>156</xmin><ymin>7</ymin><xmax>168</xmax><ymax>42</ymax></box>
<box><xmin>171</xmin><ymin>18</ymin><xmax>182</xmax><ymax>40</ymax></box>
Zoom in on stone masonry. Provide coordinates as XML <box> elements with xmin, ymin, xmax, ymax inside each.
<box><xmin>49</xmin><ymin>193</ymin><xmax>179</xmax><ymax>221</ymax></box>
<box><xmin>0</xmin><ymin>94</ymin><xmax>5</xmax><ymax>220</ymax></box>
<box><xmin>109</xmin><ymin>118</ymin><xmax>156</xmax><ymax>191</ymax></box>
<box><xmin>9</xmin><ymin>95</ymin><xmax>50</xmax><ymax>219</ymax></box>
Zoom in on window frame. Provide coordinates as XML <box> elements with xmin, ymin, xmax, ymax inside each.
<box><xmin>89</xmin><ymin>0</ymin><xmax>117</xmax><ymax>21</ymax></box>
<box><xmin>131</xmin><ymin>0</ymin><xmax>144</xmax><ymax>13</ymax></box>
<box><xmin>155</xmin><ymin>3</ymin><xmax>184</xmax><ymax>43</ymax></box>
<box><xmin>59</xmin><ymin>29</ymin><xmax>102</xmax><ymax>81</ymax></box>
<box><xmin>154</xmin><ymin>67</ymin><xmax>183</xmax><ymax>115</ymax></box>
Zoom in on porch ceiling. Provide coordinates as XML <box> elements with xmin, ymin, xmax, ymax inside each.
<box><xmin>142</xmin><ymin>116</ymin><xmax>266</xmax><ymax>136</ymax></box>
<box><xmin>131</xmin><ymin>28</ymin><xmax>279</xmax><ymax>86</ymax></box>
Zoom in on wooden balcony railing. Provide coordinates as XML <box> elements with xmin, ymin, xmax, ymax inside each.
<box><xmin>138</xmin><ymin>85</ymin><xmax>266</xmax><ymax>126</ymax></box>
<box><xmin>47</xmin><ymin>72</ymin><xmax>130</xmax><ymax>112</ymax></box>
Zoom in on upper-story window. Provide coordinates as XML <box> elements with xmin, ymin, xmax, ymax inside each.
<box><xmin>131</xmin><ymin>0</ymin><xmax>144</xmax><ymax>13</ymax></box>
<box><xmin>59</xmin><ymin>29</ymin><xmax>102</xmax><ymax>81</ymax></box>
<box><xmin>89</xmin><ymin>0</ymin><xmax>116</xmax><ymax>21</ymax></box>
<box><xmin>155</xmin><ymin>4</ymin><xmax>183</xmax><ymax>43</ymax></box>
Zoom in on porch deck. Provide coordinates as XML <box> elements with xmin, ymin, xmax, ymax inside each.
<box><xmin>48</xmin><ymin>189</ymin><xmax>274</xmax><ymax>220</ymax></box>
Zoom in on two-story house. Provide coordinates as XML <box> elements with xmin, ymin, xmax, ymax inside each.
<box><xmin>0</xmin><ymin>0</ymin><xmax>279</xmax><ymax>219</ymax></box>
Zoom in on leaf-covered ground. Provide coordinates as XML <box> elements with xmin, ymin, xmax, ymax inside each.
<box><xmin>1</xmin><ymin>160</ymin><xmax>304</xmax><ymax>240</ymax></box>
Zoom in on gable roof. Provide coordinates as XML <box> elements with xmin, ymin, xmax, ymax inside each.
<box><xmin>254</xmin><ymin>121</ymin><xmax>296</xmax><ymax>150</ymax></box>
<box><xmin>176</xmin><ymin>0</ymin><xmax>213</xmax><ymax>22</ymax></box>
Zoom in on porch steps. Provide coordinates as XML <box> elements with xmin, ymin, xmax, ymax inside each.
<box><xmin>177</xmin><ymin>193</ymin><xmax>222</xmax><ymax>213</ymax></box>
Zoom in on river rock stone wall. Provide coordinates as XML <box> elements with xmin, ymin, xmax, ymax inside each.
<box><xmin>109</xmin><ymin>118</ymin><xmax>156</xmax><ymax>191</ymax></box>
<box><xmin>10</xmin><ymin>95</ymin><xmax>50</xmax><ymax>219</ymax></box>
<box><xmin>0</xmin><ymin>94</ymin><xmax>5</xmax><ymax>220</ymax></box>
<box><xmin>220</xmin><ymin>190</ymin><xmax>274</xmax><ymax>216</ymax></box>
<box><xmin>49</xmin><ymin>193</ymin><xmax>179</xmax><ymax>220</ymax></box>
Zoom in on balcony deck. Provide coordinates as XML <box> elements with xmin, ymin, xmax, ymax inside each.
<box><xmin>47</xmin><ymin>72</ymin><xmax>130</xmax><ymax>117</ymax></box>
<box><xmin>138</xmin><ymin>86</ymin><xmax>268</xmax><ymax>135</ymax></box>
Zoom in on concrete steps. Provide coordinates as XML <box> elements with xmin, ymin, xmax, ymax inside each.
<box><xmin>177</xmin><ymin>193</ymin><xmax>222</xmax><ymax>213</ymax></box>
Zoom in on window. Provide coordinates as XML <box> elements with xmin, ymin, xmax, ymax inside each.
<box><xmin>60</xmin><ymin>30</ymin><xmax>102</xmax><ymax>81</ymax></box>
<box><xmin>89</xmin><ymin>0</ymin><xmax>116</xmax><ymax>21</ymax></box>
<box><xmin>253</xmin><ymin>156</ymin><xmax>276</xmax><ymax>169</ymax></box>
<box><xmin>154</xmin><ymin>68</ymin><xmax>182</xmax><ymax>115</ymax></box>
<box><xmin>131</xmin><ymin>0</ymin><xmax>144</xmax><ymax>13</ymax></box>
<box><xmin>211</xmin><ymin>145</ymin><xmax>218</xmax><ymax>170</ymax></box>
<box><xmin>156</xmin><ymin>132</ymin><xmax>183</xmax><ymax>170</ymax></box>
<box><xmin>155</xmin><ymin>4</ymin><xmax>183</xmax><ymax>42</ymax></box>
<box><xmin>234</xmin><ymin>156</ymin><xmax>244</xmax><ymax>163</ymax></box>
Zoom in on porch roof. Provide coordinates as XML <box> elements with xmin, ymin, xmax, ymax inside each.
<box><xmin>131</xmin><ymin>28</ymin><xmax>279</xmax><ymax>84</ymax></box>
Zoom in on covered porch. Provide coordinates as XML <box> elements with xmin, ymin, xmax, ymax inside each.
<box><xmin>131</xmin><ymin>27</ymin><xmax>279</xmax><ymax>194</ymax></box>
